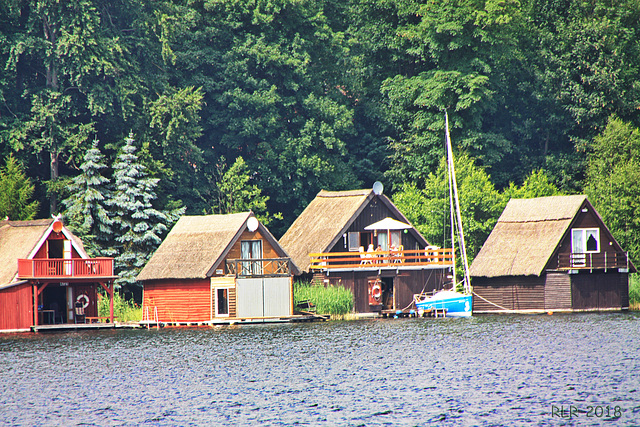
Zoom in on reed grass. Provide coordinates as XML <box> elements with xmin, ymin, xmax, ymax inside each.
<box><xmin>98</xmin><ymin>291</ymin><xmax>142</xmax><ymax>322</ymax></box>
<box><xmin>294</xmin><ymin>281</ymin><xmax>354</xmax><ymax>316</ymax></box>
<box><xmin>629</xmin><ymin>274</ymin><xmax>640</xmax><ymax>311</ymax></box>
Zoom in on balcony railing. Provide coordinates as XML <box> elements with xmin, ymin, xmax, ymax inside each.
<box><xmin>309</xmin><ymin>248</ymin><xmax>454</xmax><ymax>271</ymax></box>
<box><xmin>556</xmin><ymin>252</ymin><xmax>629</xmax><ymax>271</ymax></box>
<box><xmin>225</xmin><ymin>258</ymin><xmax>293</xmax><ymax>277</ymax></box>
<box><xmin>17</xmin><ymin>258</ymin><xmax>114</xmax><ymax>279</ymax></box>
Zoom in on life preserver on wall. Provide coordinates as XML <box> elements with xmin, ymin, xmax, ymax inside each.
<box><xmin>371</xmin><ymin>282</ymin><xmax>382</xmax><ymax>302</ymax></box>
<box><xmin>76</xmin><ymin>294</ymin><xmax>90</xmax><ymax>309</ymax></box>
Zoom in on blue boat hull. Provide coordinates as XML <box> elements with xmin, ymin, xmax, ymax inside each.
<box><xmin>415</xmin><ymin>292</ymin><xmax>472</xmax><ymax>317</ymax></box>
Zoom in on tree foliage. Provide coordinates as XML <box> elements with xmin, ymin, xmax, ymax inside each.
<box><xmin>61</xmin><ymin>140</ymin><xmax>112</xmax><ymax>257</ymax></box>
<box><xmin>584</xmin><ymin>116</ymin><xmax>640</xmax><ymax>264</ymax></box>
<box><xmin>0</xmin><ymin>154</ymin><xmax>39</xmax><ymax>220</ymax></box>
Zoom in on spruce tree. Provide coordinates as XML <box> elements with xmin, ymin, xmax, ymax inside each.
<box><xmin>109</xmin><ymin>133</ymin><xmax>184</xmax><ymax>291</ymax></box>
<box><xmin>61</xmin><ymin>140</ymin><xmax>113</xmax><ymax>257</ymax></box>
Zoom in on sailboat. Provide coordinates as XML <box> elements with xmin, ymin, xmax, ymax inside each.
<box><xmin>414</xmin><ymin>112</ymin><xmax>473</xmax><ymax>317</ymax></box>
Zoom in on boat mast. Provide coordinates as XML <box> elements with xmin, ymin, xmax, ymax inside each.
<box><xmin>445</xmin><ymin>111</ymin><xmax>471</xmax><ymax>294</ymax></box>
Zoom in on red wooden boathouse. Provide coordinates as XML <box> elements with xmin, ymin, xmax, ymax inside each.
<box><xmin>137</xmin><ymin>212</ymin><xmax>299</xmax><ymax>324</ymax></box>
<box><xmin>0</xmin><ymin>218</ymin><xmax>116</xmax><ymax>333</ymax></box>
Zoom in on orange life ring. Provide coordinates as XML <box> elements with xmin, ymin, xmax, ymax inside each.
<box><xmin>371</xmin><ymin>283</ymin><xmax>382</xmax><ymax>302</ymax></box>
<box><xmin>76</xmin><ymin>294</ymin><xmax>90</xmax><ymax>309</ymax></box>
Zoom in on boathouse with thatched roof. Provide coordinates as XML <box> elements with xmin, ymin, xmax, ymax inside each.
<box><xmin>137</xmin><ymin>212</ymin><xmax>299</xmax><ymax>324</ymax></box>
<box><xmin>0</xmin><ymin>218</ymin><xmax>116</xmax><ymax>332</ymax></box>
<box><xmin>470</xmin><ymin>195</ymin><xmax>634</xmax><ymax>313</ymax></box>
<box><xmin>279</xmin><ymin>186</ymin><xmax>454</xmax><ymax>314</ymax></box>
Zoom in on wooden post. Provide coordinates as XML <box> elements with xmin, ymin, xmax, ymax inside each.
<box><xmin>33</xmin><ymin>283</ymin><xmax>38</xmax><ymax>327</ymax></box>
<box><xmin>109</xmin><ymin>282</ymin><xmax>114</xmax><ymax>323</ymax></box>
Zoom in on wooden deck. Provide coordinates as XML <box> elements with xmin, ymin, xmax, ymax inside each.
<box><xmin>17</xmin><ymin>258</ymin><xmax>115</xmax><ymax>279</ymax></box>
<box><xmin>309</xmin><ymin>248</ymin><xmax>454</xmax><ymax>271</ymax></box>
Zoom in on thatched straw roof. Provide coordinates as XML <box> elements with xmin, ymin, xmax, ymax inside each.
<box><xmin>279</xmin><ymin>189</ymin><xmax>428</xmax><ymax>273</ymax></box>
<box><xmin>0</xmin><ymin>219</ymin><xmax>87</xmax><ymax>288</ymax></box>
<box><xmin>469</xmin><ymin>195</ymin><xmax>588</xmax><ymax>278</ymax></box>
<box><xmin>137</xmin><ymin>212</ymin><xmax>296</xmax><ymax>281</ymax></box>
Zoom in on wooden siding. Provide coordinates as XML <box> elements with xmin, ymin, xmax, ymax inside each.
<box><xmin>571</xmin><ymin>272</ymin><xmax>625</xmax><ymax>310</ymax></box>
<box><xmin>222</xmin><ymin>230</ymin><xmax>280</xmax><ymax>275</ymax></box>
<box><xmin>316</xmin><ymin>268</ymin><xmax>449</xmax><ymax>314</ymax></box>
<box><xmin>549</xmin><ymin>204</ymin><xmax>626</xmax><ymax>271</ymax></box>
<box><xmin>0</xmin><ymin>283</ymin><xmax>33</xmax><ymax>331</ymax></box>
<box><xmin>143</xmin><ymin>279</ymin><xmax>211</xmax><ymax>322</ymax></box>
<box><xmin>473</xmin><ymin>276</ymin><xmax>545</xmax><ymax>312</ymax></box>
<box><xmin>545</xmin><ymin>272</ymin><xmax>572</xmax><ymax>310</ymax></box>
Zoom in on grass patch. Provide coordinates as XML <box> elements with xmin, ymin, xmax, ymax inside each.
<box><xmin>294</xmin><ymin>281</ymin><xmax>354</xmax><ymax>316</ymax></box>
<box><xmin>630</xmin><ymin>274</ymin><xmax>640</xmax><ymax>311</ymax></box>
<box><xmin>98</xmin><ymin>291</ymin><xmax>142</xmax><ymax>322</ymax></box>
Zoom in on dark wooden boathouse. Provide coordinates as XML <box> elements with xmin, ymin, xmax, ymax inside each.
<box><xmin>0</xmin><ymin>219</ymin><xmax>116</xmax><ymax>333</ymax></box>
<box><xmin>137</xmin><ymin>212</ymin><xmax>300</xmax><ymax>324</ymax></box>
<box><xmin>279</xmin><ymin>188</ymin><xmax>454</xmax><ymax>315</ymax></box>
<box><xmin>469</xmin><ymin>195</ymin><xmax>634</xmax><ymax>313</ymax></box>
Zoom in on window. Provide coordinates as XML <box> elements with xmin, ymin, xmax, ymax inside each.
<box><xmin>241</xmin><ymin>240</ymin><xmax>263</xmax><ymax>275</ymax></box>
<box><xmin>348</xmin><ymin>232</ymin><xmax>360</xmax><ymax>251</ymax></box>
<box><xmin>571</xmin><ymin>228</ymin><xmax>600</xmax><ymax>253</ymax></box>
<box><xmin>215</xmin><ymin>288</ymin><xmax>229</xmax><ymax>316</ymax></box>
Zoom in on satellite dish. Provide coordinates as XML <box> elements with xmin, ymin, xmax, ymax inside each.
<box><xmin>373</xmin><ymin>181</ymin><xmax>384</xmax><ymax>195</ymax></box>
<box><xmin>52</xmin><ymin>220</ymin><xmax>63</xmax><ymax>233</ymax></box>
<box><xmin>247</xmin><ymin>216</ymin><xmax>259</xmax><ymax>232</ymax></box>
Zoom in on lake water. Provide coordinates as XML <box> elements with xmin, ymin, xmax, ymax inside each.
<box><xmin>1</xmin><ymin>313</ymin><xmax>639</xmax><ymax>426</ymax></box>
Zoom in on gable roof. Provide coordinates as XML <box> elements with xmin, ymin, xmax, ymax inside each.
<box><xmin>279</xmin><ymin>189</ymin><xmax>428</xmax><ymax>273</ymax></box>
<box><xmin>0</xmin><ymin>219</ymin><xmax>87</xmax><ymax>288</ymax></box>
<box><xmin>470</xmin><ymin>195</ymin><xmax>592</xmax><ymax>278</ymax></box>
<box><xmin>137</xmin><ymin>212</ymin><xmax>298</xmax><ymax>282</ymax></box>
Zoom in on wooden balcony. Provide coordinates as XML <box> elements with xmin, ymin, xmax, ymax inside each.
<box><xmin>17</xmin><ymin>258</ymin><xmax>115</xmax><ymax>279</ymax></box>
<box><xmin>556</xmin><ymin>252</ymin><xmax>630</xmax><ymax>272</ymax></box>
<box><xmin>225</xmin><ymin>258</ymin><xmax>293</xmax><ymax>277</ymax></box>
<box><xmin>309</xmin><ymin>248</ymin><xmax>454</xmax><ymax>271</ymax></box>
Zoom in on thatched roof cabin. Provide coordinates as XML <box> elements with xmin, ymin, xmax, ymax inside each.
<box><xmin>138</xmin><ymin>212</ymin><xmax>299</xmax><ymax>281</ymax></box>
<box><xmin>470</xmin><ymin>195</ymin><xmax>634</xmax><ymax>313</ymax></box>
<box><xmin>280</xmin><ymin>189</ymin><xmax>428</xmax><ymax>273</ymax></box>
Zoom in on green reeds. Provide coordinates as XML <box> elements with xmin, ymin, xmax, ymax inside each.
<box><xmin>629</xmin><ymin>274</ymin><xmax>640</xmax><ymax>311</ymax></box>
<box><xmin>294</xmin><ymin>281</ymin><xmax>354</xmax><ymax>316</ymax></box>
<box><xmin>98</xmin><ymin>291</ymin><xmax>142</xmax><ymax>322</ymax></box>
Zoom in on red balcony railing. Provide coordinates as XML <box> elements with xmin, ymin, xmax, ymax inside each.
<box><xmin>17</xmin><ymin>258</ymin><xmax>114</xmax><ymax>279</ymax></box>
<box><xmin>309</xmin><ymin>248</ymin><xmax>454</xmax><ymax>271</ymax></box>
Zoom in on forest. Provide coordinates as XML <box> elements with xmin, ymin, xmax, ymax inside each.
<box><xmin>1</xmin><ymin>0</ymin><xmax>640</xmax><ymax>289</ymax></box>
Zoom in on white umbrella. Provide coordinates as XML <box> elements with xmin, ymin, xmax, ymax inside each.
<box><xmin>364</xmin><ymin>217</ymin><xmax>412</xmax><ymax>231</ymax></box>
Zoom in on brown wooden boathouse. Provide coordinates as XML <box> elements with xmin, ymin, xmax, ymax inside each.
<box><xmin>0</xmin><ymin>219</ymin><xmax>116</xmax><ymax>333</ymax></box>
<box><xmin>137</xmin><ymin>212</ymin><xmax>299</xmax><ymax>324</ymax></box>
<box><xmin>279</xmin><ymin>188</ymin><xmax>454</xmax><ymax>314</ymax></box>
<box><xmin>470</xmin><ymin>195</ymin><xmax>634</xmax><ymax>313</ymax></box>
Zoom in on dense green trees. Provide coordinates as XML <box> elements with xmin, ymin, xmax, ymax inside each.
<box><xmin>0</xmin><ymin>155</ymin><xmax>39</xmax><ymax>220</ymax></box>
<box><xmin>1</xmin><ymin>0</ymin><xmax>640</xmax><ymax>266</ymax></box>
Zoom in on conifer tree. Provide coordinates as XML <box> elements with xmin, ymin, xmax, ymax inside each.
<box><xmin>0</xmin><ymin>155</ymin><xmax>39</xmax><ymax>221</ymax></box>
<box><xmin>61</xmin><ymin>140</ymin><xmax>113</xmax><ymax>256</ymax></box>
<box><xmin>109</xmin><ymin>133</ymin><xmax>184</xmax><ymax>290</ymax></box>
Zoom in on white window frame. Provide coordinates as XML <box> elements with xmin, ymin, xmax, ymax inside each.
<box><xmin>348</xmin><ymin>232</ymin><xmax>360</xmax><ymax>251</ymax></box>
<box><xmin>214</xmin><ymin>287</ymin><xmax>231</xmax><ymax>317</ymax></box>
<box><xmin>571</xmin><ymin>228</ymin><xmax>600</xmax><ymax>254</ymax></box>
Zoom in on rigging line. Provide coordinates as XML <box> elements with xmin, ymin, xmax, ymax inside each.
<box><xmin>471</xmin><ymin>291</ymin><xmax>514</xmax><ymax>312</ymax></box>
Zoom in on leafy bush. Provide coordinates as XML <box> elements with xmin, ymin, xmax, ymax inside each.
<box><xmin>98</xmin><ymin>291</ymin><xmax>142</xmax><ymax>322</ymax></box>
<box><xmin>294</xmin><ymin>281</ymin><xmax>354</xmax><ymax>316</ymax></box>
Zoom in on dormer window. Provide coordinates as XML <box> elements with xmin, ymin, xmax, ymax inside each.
<box><xmin>572</xmin><ymin>228</ymin><xmax>600</xmax><ymax>254</ymax></box>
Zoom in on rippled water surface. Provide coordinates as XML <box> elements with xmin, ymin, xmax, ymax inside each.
<box><xmin>1</xmin><ymin>313</ymin><xmax>640</xmax><ymax>426</ymax></box>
